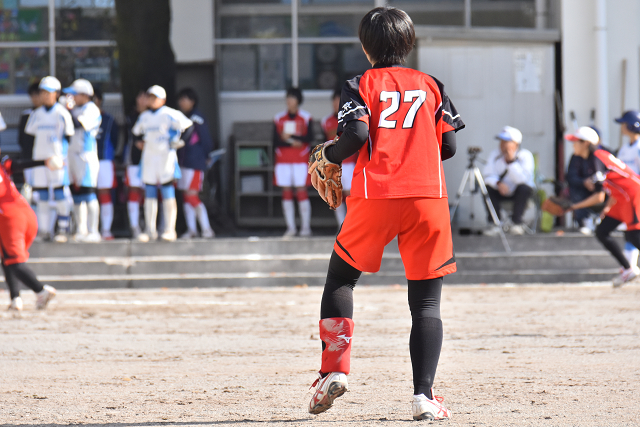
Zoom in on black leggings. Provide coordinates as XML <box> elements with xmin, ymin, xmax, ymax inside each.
<box><xmin>595</xmin><ymin>216</ymin><xmax>640</xmax><ymax>269</ymax></box>
<box><xmin>1</xmin><ymin>261</ymin><xmax>44</xmax><ymax>300</ymax></box>
<box><xmin>320</xmin><ymin>250</ymin><xmax>443</xmax><ymax>398</ymax></box>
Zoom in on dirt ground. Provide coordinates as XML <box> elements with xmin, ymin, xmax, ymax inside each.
<box><xmin>1</xmin><ymin>283</ymin><xmax>639</xmax><ymax>427</ymax></box>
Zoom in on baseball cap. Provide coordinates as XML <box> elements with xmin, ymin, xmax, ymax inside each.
<box><xmin>565</xmin><ymin>126</ymin><xmax>600</xmax><ymax>145</ymax></box>
<box><xmin>495</xmin><ymin>126</ymin><xmax>523</xmax><ymax>144</ymax></box>
<box><xmin>614</xmin><ymin>110</ymin><xmax>640</xmax><ymax>132</ymax></box>
<box><xmin>39</xmin><ymin>76</ymin><xmax>61</xmax><ymax>93</ymax></box>
<box><xmin>62</xmin><ymin>79</ymin><xmax>94</xmax><ymax>96</ymax></box>
<box><xmin>147</xmin><ymin>85</ymin><xmax>166</xmax><ymax>100</ymax></box>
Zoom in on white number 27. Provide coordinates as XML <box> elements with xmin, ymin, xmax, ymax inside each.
<box><xmin>378</xmin><ymin>90</ymin><xmax>427</xmax><ymax>129</ymax></box>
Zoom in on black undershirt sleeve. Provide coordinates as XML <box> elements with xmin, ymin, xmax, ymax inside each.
<box><xmin>324</xmin><ymin>120</ymin><xmax>369</xmax><ymax>164</ymax></box>
<box><xmin>7</xmin><ymin>158</ymin><xmax>46</xmax><ymax>172</ymax></box>
<box><xmin>441</xmin><ymin>131</ymin><xmax>457</xmax><ymax>161</ymax></box>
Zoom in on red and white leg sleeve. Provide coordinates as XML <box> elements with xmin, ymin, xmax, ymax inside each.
<box><xmin>320</xmin><ymin>317</ymin><xmax>354</xmax><ymax>375</ymax></box>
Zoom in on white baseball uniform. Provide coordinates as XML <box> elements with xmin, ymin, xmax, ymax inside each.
<box><xmin>132</xmin><ymin>106</ymin><xmax>193</xmax><ymax>186</ymax></box>
<box><xmin>25</xmin><ymin>103</ymin><xmax>75</xmax><ymax>188</ymax></box>
<box><xmin>67</xmin><ymin>101</ymin><xmax>101</xmax><ymax>188</ymax></box>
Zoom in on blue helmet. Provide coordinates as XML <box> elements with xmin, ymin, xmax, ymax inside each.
<box><xmin>614</xmin><ymin>110</ymin><xmax>640</xmax><ymax>133</ymax></box>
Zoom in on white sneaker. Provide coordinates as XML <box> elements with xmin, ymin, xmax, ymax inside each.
<box><xmin>308</xmin><ymin>372</ymin><xmax>348</xmax><ymax>415</ymax></box>
<box><xmin>8</xmin><ymin>297</ymin><xmax>23</xmax><ymax>311</ymax></box>
<box><xmin>180</xmin><ymin>230</ymin><xmax>197</xmax><ymax>240</ymax></box>
<box><xmin>73</xmin><ymin>233</ymin><xmax>87</xmax><ymax>242</ymax></box>
<box><xmin>483</xmin><ymin>225</ymin><xmax>502</xmax><ymax>236</ymax></box>
<box><xmin>160</xmin><ymin>230</ymin><xmax>177</xmax><ymax>242</ymax></box>
<box><xmin>53</xmin><ymin>233</ymin><xmax>68</xmax><ymax>243</ymax></box>
<box><xmin>36</xmin><ymin>285</ymin><xmax>56</xmax><ymax>310</ymax></box>
<box><xmin>201</xmin><ymin>228</ymin><xmax>215</xmax><ymax>238</ymax></box>
<box><xmin>509</xmin><ymin>224</ymin><xmax>525</xmax><ymax>235</ymax></box>
<box><xmin>84</xmin><ymin>232</ymin><xmax>102</xmax><ymax>243</ymax></box>
<box><xmin>283</xmin><ymin>228</ymin><xmax>297</xmax><ymax>238</ymax></box>
<box><xmin>412</xmin><ymin>390</ymin><xmax>451</xmax><ymax>421</ymax></box>
<box><xmin>613</xmin><ymin>266</ymin><xmax>640</xmax><ymax>288</ymax></box>
<box><xmin>579</xmin><ymin>226</ymin><xmax>593</xmax><ymax>236</ymax></box>
<box><xmin>299</xmin><ymin>228</ymin><xmax>312</xmax><ymax>237</ymax></box>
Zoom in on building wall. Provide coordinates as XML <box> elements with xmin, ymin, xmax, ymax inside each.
<box><xmin>561</xmin><ymin>0</ymin><xmax>640</xmax><ymax>151</ymax></box>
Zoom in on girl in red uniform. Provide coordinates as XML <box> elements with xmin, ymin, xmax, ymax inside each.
<box><xmin>308</xmin><ymin>7</ymin><xmax>464</xmax><ymax>421</ymax></box>
<box><xmin>0</xmin><ymin>153</ymin><xmax>59</xmax><ymax>311</ymax></box>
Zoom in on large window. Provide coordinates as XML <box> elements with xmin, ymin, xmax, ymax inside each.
<box><xmin>0</xmin><ymin>0</ymin><xmax>118</xmax><ymax>94</ymax></box>
<box><xmin>216</xmin><ymin>0</ymin><xmax>543</xmax><ymax>92</ymax></box>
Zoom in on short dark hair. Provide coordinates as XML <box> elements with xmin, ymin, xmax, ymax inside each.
<box><xmin>332</xmin><ymin>87</ymin><xmax>341</xmax><ymax>99</ymax></box>
<box><xmin>286</xmin><ymin>87</ymin><xmax>303</xmax><ymax>105</ymax></box>
<box><xmin>27</xmin><ymin>82</ymin><xmax>40</xmax><ymax>95</ymax></box>
<box><xmin>93</xmin><ymin>88</ymin><xmax>103</xmax><ymax>102</ymax></box>
<box><xmin>358</xmin><ymin>7</ymin><xmax>415</xmax><ymax>67</ymax></box>
<box><xmin>177</xmin><ymin>87</ymin><xmax>199</xmax><ymax>107</ymax></box>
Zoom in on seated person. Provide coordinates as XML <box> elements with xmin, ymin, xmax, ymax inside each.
<box><xmin>482</xmin><ymin>126</ymin><xmax>535</xmax><ymax>235</ymax></box>
<box><xmin>566</xmin><ymin>126</ymin><xmax>607</xmax><ymax>234</ymax></box>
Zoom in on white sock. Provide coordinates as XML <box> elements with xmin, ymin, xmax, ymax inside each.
<box><xmin>299</xmin><ymin>199</ymin><xmax>311</xmax><ymax>232</ymax></box>
<box><xmin>128</xmin><ymin>201</ymin><xmax>139</xmax><ymax>229</ymax></box>
<box><xmin>74</xmin><ymin>202</ymin><xmax>88</xmax><ymax>236</ymax></box>
<box><xmin>196</xmin><ymin>203</ymin><xmax>212</xmax><ymax>232</ymax></box>
<box><xmin>56</xmin><ymin>199</ymin><xmax>71</xmax><ymax>233</ymax></box>
<box><xmin>183</xmin><ymin>203</ymin><xmax>197</xmax><ymax>234</ymax></box>
<box><xmin>282</xmin><ymin>199</ymin><xmax>296</xmax><ymax>232</ymax></box>
<box><xmin>87</xmin><ymin>199</ymin><xmax>100</xmax><ymax>235</ymax></box>
<box><xmin>163</xmin><ymin>198</ymin><xmax>177</xmax><ymax>236</ymax></box>
<box><xmin>334</xmin><ymin>203</ymin><xmax>346</xmax><ymax>226</ymax></box>
<box><xmin>37</xmin><ymin>201</ymin><xmax>51</xmax><ymax>235</ymax></box>
<box><xmin>144</xmin><ymin>198</ymin><xmax>158</xmax><ymax>234</ymax></box>
<box><xmin>100</xmin><ymin>202</ymin><xmax>113</xmax><ymax>234</ymax></box>
<box><xmin>624</xmin><ymin>246</ymin><xmax>639</xmax><ymax>268</ymax></box>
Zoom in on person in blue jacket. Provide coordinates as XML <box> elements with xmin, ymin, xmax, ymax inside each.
<box><xmin>176</xmin><ymin>88</ymin><xmax>215</xmax><ymax>238</ymax></box>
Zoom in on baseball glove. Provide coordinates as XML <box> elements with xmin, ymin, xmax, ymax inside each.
<box><xmin>541</xmin><ymin>196</ymin><xmax>572</xmax><ymax>216</ymax></box>
<box><xmin>308</xmin><ymin>139</ymin><xmax>343</xmax><ymax>210</ymax></box>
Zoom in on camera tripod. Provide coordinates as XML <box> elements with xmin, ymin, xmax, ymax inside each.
<box><xmin>449</xmin><ymin>149</ymin><xmax>511</xmax><ymax>253</ymax></box>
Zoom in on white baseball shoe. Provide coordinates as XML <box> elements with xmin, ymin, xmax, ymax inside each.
<box><xmin>36</xmin><ymin>285</ymin><xmax>56</xmax><ymax>310</ymax></box>
<box><xmin>308</xmin><ymin>372</ymin><xmax>348</xmax><ymax>415</ymax></box>
<box><xmin>160</xmin><ymin>230</ymin><xmax>177</xmax><ymax>242</ymax></box>
<box><xmin>53</xmin><ymin>233</ymin><xmax>68</xmax><ymax>243</ymax></box>
<box><xmin>412</xmin><ymin>390</ymin><xmax>451</xmax><ymax>421</ymax></box>
<box><xmin>613</xmin><ymin>266</ymin><xmax>640</xmax><ymax>288</ymax></box>
<box><xmin>283</xmin><ymin>228</ymin><xmax>297</xmax><ymax>238</ymax></box>
<box><xmin>84</xmin><ymin>232</ymin><xmax>102</xmax><ymax>243</ymax></box>
<box><xmin>8</xmin><ymin>297</ymin><xmax>23</xmax><ymax>311</ymax></box>
<box><xmin>201</xmin><ymin>228</ymin><xmax>215</xmax><ymax>238</ymax></box>
<box><xmin>180</xmin><ymin>230</ymin><xmax>197</xmax><ymax>240</ymax></box>
<box><xmin>299</xmin><ymin>227</ymin><xmax>312</xmax><ymax>237</ymax></box>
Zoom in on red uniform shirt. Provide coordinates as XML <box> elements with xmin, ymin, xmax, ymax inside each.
<box><xmin>0</xmin><ymin>160</ymin><xmax>31</xmax><ymax>218</ymax></box>
<box><xmin>273</xmin><ymin>109</ymin><xmax>313</xmax><ymax>164</ymax></box>
<box><xmin>338</xmin><ymin>65</ymin><xmax>464</xmax><ymax>199</ymax></box>
<box><xmin>321</xmin><ymin>113</ymin><xmax>358</xmax><ymax>164</ymax></box>
<box><xmin>594</xmin><ymin>149</ymin><xmax>640</xmax><ymax>230</ymax></box>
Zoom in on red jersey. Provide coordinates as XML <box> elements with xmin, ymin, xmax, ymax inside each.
<box><xmin>321</xmin><ymin>113</ymin><xmax>358</xmax><ymax>164</ymax></box>
<box><xmin>273</xmin><ymin>109</ymin><xmax>313</xmax><ymax>164</ymax></box>
<box><xmin>338</xmin><ymin>65</ymin><xmax>464</xmax><ymax>199</ymax></box>
<box><xmin>0</xmin><ymin>160</ymin><xmax>32</xmax><ymax>219</ymax></box>
<box><xmin>594</xmin><ymin>149</ymin><xmax>640</xmax><ymax>229</ymax></box>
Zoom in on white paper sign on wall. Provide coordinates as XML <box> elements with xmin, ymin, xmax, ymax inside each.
<box><xmin>514</xmin><ymin>50</ymin><xmax>543</xmax><ymax>93</ymax></box>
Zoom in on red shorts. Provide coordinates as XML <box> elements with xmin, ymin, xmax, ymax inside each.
<box><xmin>334</xmin><ymin>197</ymin><xmax>456</xmax><ymax>280</ymax></box>
<box><xmin>0</xmin><ymin>204</ymin><xmax>37</xmax><ymax>266</ymax></box>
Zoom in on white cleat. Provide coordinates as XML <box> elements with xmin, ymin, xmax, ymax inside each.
<box><xmin>299</xmin><ymin>228</ymin><xmax>313</xmax><ymax>237</ymax></box>
<box><xmin>8</xmin><ymin>297</ymin><xmax>23</xmax><ymax>311</ymax></box>
<box><xmin>613</xmin><ymin>266</ymin><xmax>640</xmax><ymax>288</ymax></box>
<box><xmin>201</xmin><ymin>228</ymin><xmax>215</xmax><ymax>238</ymax></box>
<box><xmin>180</xmin><ymin>230</ymin><xmax>197</xmax><ymax>240</ymax></box>
<box><xmin>73</xmin><ymin>233</ymin><xmax>87</xmax><ymax>243</ymax></box>
<box><xmin>308</xmin><ymin>372</ymin><xmax>348</xmax><ymax>415</ymax></box>
<box><xmin>53</xmin><ymin>233</ymin><xmax>68</xmax><ymax>243</ymax></box>
<box><xmin>412</xmin><ymin>390</ymin><xmax>451</xmax><ymax>421</ymax></box>
<box><xmin>36</xmin><ymin>285</ymin><xmax>56</xmax><ymax>310</ymax></box>
<box><xmin>84</xmin><ymin>232</ymin><xmax>102</xmax><ymax>243</ymax></box>
<box><xmin>508</xmin><ymin>224</ymin><xmax>525</xmax><ymax>235</ymax></box>
<box><xmin>160</xmin><ymin>231</ymin><xmax>177</xmax><ymax>242</ymax></box>
<box><xmin>283</xmin><ymin>228</ymin><xmax>297</xmax><ymax>239</ymax></box>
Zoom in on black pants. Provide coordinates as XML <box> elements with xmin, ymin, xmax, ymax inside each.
<box><xmin>595</xmin><ymin>216</ymin><xmax>640</xmax><ymax>269</ymax></box>
<box><xmin>486</xmin><ymin>184</ymin><xmax>533</xmax><ymax>224</ymax></box>
<box><xmin>1</xmin><ymin>260</ymin><xmax>44</xmax><ymax>300</ymax></box>
<box><xmin>320</xmin><ymin>250</ymin><xmax>444</xmax><ymax>398</ymax></box>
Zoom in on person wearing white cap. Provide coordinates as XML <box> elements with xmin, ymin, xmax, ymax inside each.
<box><xmin>25</xmin><ymin>76</ymin><xmax>75</xmax><ymax>242</ymax></box>
<box><xmin>565</xmin><ymin>126</ymin><xmax>608</xmax><ymax>236</ymax></box>
<box><xmin>614</xmin><ymin>110</ymin><xmax>640</xmax><ymax>268</ymax></box>
<box><xmin>482</xmin><ymin>125</ymin><xmax>535</xmax><ymax>235</ymax></box>
<box><xmin>132</xmin><ymin>85</ymin><xmax>193</xmax><ymax>242</ymax></box>
<box><xmin>565</xmin><ymin>128</ymin><xmax>640</xmax><ymax>287</ymax></box>
<box><xmin>62</xmin><ymin>79</ymin><xmax>102</xmax><ymax>243</ymax></box>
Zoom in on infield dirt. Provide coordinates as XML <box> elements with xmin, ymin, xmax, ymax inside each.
<box><xmin>1</xmin><ymin>283</ymin><xmax>639</xmax><ymax>426</ymax></box>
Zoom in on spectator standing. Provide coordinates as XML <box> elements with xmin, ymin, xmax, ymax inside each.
<box><xmin>93</xmin><ymin>89</ymin><xmax>120</xmax><ymax>240</ymax></box>
<box><xmin>321</xmin><ymin>88</ymin><xmax>358</xmax><ymax>227</ymax></box>
<box><xmin>18</xmin><ymin>82</ymin><xmax>42</xmax><ymax>187</ymax></box>
<box><xmin>614</xmin><ymin>110</ymin><xmax>640</xmax><ymax>268</ymax></box>
<box><xmin>482</xmin><ymin>126</ymin><xmax>535</xmax><ymax>235</ymax></box>
<box><xmin>176</xmin><ymin>88</ymin><xmax>215</xmax><ymax>239</ymax></box>
<box><xmin>132</xmin><ymin>85</ymin><xmax>193</xmax><ymax>242</ymax></box>
<box><xmin>25</xmin><ymin>76</ymin><xmax>74</xmax><ymax>242</ymax></box>
<box><xmin>273</xmin><ymin>87</ymin><xmax>314</xmax><ymax>237</ymax></box>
